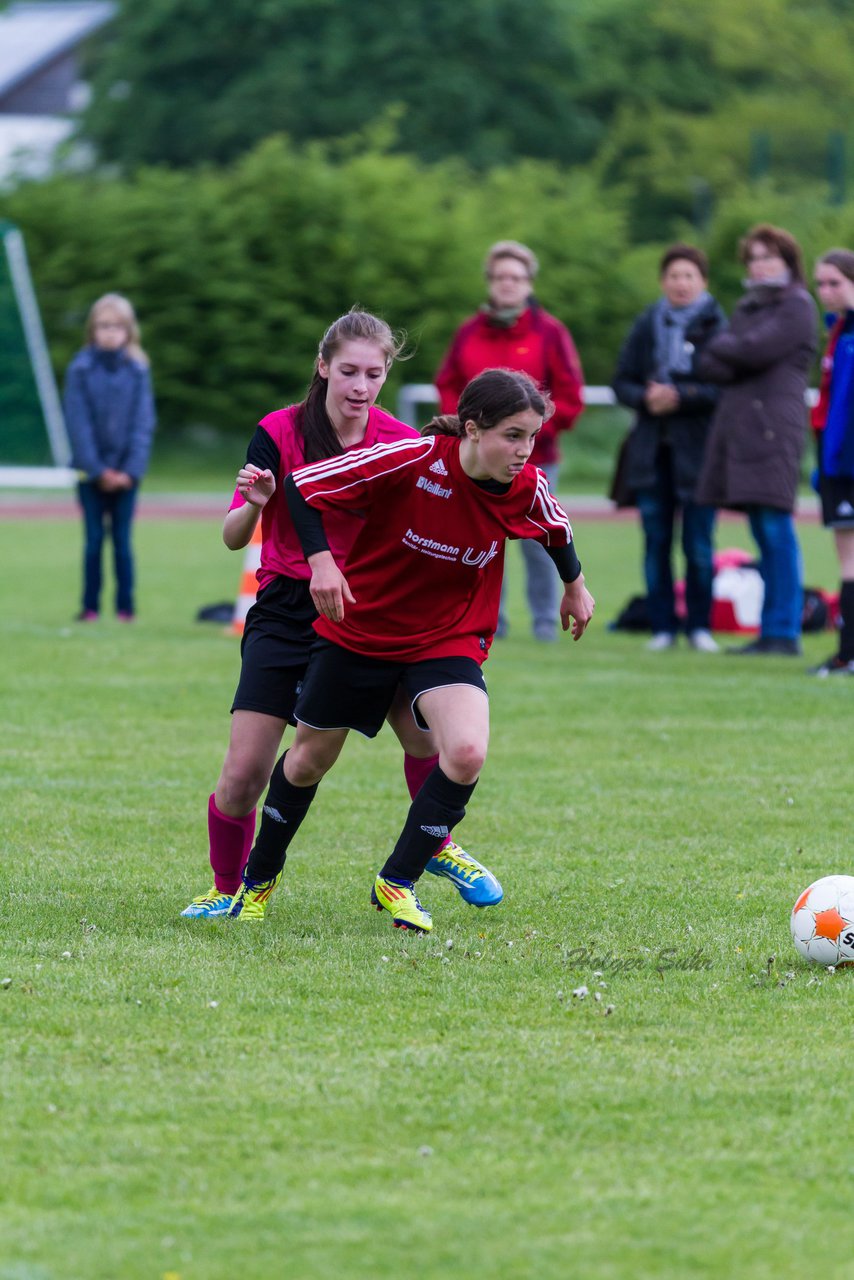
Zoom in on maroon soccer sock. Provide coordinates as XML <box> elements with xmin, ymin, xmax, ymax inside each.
<box><xmin>403</xmin><ymin>751</ymin><xmax>439</xmax><ymax>800</ymax></box>
<box><xmin>208</xmin><ymin>794</ymin><xmax>256</xmax><ymax>895</ymax></box>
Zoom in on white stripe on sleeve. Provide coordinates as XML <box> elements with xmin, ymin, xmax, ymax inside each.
<box><xmin>293</xmin><ymin>436</ymin><xmax>433</xmax><ymax>487</ymax></box>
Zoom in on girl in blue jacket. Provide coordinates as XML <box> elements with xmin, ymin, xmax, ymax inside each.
<box><xmin>63</xmin><ymin>294</ymin><xmax>156</xmax><ymax>620</ymax></box>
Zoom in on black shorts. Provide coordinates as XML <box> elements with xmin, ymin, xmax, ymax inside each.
<box><xmin>819</xmin><ymin>473</ymin><xmax>854</xmax><ymax>529</ymax></box>
<box><xmin>294</xmin><ymin>639</ymin><xmax>489</xmax><ymax>739</ymax></box>
<box><xmin>230</xmin><ymin>577</ymin><xmax>317</xmax><ymax>720</ymax></box>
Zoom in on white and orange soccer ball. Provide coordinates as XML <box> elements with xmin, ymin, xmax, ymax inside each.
<box><xmin>790</xmin><ymin>875</ymin><xmax>854</xmax><ymax>966</ymax></box>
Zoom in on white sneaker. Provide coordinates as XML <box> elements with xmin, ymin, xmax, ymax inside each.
<box><xmin>688</xmin><ymin>629</ymin><xmax>720</xmax><ymax>653</ymax></box>
<box><xmin>646</xmin><ymin>632</ymin><xmax>676</xmax><ymax>651</ymax></box>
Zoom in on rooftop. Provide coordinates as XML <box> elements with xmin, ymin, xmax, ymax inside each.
<box><xmin>0</xmin><ymin>2</ymin><xmax>115</xmax><ymax>100</ymax></box>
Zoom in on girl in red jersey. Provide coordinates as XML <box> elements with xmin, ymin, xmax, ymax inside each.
<box><xmin>227</xmin><ymin>368</ymin><xmax>595</xmax><ymax>932</ymax></box>
<box><xmin>182</xmin><ymin>310</ymin><xmax>501</xmax><ymax>918</ymax></box>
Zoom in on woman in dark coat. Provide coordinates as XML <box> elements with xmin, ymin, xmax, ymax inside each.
<box><xmin>613</xmin><ymin>244</ymin><xmax>726</xmax><ymax>651</ymax></box>
<box><xmin>696</xmin><ymin>224</ymin><xmax>818</xmax><ymax>655</ymax></box>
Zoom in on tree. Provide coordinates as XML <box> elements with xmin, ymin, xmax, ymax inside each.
<box><xmin>578</xmin><ymin>0</ymin><xmax>854</xmax><ymax>235</ymax></box>
<box><xmin>81</xmin><ymin>0</ymin><xmax>599</xmax><ymax>170</ymax></box>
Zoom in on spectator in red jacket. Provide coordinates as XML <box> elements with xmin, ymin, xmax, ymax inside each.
<box><xmin>435</xmin><ymin>240</ymin><xmax>584</xmax><ymax>640</ymax></box>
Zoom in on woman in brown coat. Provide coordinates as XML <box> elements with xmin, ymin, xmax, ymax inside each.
<box><xmin>696</xmin><ymin>224</ymin><xmax>818</xmax><ymax>654</ymax></box>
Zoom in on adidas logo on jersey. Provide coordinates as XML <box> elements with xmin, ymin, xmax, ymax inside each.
<box><xmin>429</xmin><ymin>458</ymin><xmax>449</xmax><ymax>476</ymax></box>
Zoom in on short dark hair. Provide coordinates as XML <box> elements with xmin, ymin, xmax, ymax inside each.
<box><xmin>659</xmin><ymin>243</ymin><xmax>708</xmax><ymax>280</ymax></box>
<box><xmin>423</xmin><ymin>368</ymin><xmax>554</xmax><ymax>437</ymax></box>
<box><xmin>739</xmin><ymin>223</ymin><xmax>805</xmax><ymax>285</ymax></box>
<box><xmin>817</xmin><ymin>247</ymin><xmax>854</xmax><ymax>285</ymax></box>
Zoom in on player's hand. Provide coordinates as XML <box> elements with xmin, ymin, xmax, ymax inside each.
<box><xmin>308</xmin><ymin>552</ymin><xmax>356</xmax><ymax>623</ymax></box>
<box><xmin>237</xmin><ymin>465</ymin><xmax>275</xmax><ymax>507</ymax></box>
<box><xmin>560</xmin><ymin>573</ymin><xmax>595</xmax><ymax>640</ymax></box>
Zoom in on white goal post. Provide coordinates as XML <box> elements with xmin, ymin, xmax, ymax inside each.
<box><xmin>0</xmin><ymin>221</ymin><xmax>74</xmax><ymax>488</ymax></box>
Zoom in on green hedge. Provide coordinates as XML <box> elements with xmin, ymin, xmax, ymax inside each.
<box><xmin>7</xmin><ymin>135</ymin><xmax>852</xmax><ymax>435</ymax></box>
<box><xmin>0</xmin><ymin>136</ymin><xmax>656</xmax><ymax>431</ymax></box>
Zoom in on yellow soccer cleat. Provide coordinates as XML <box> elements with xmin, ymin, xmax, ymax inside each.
<box><xmin>226</xmin><ymin>869</ymin><xmax>283</xmax><ymax>922</ymax></box>
<box><xmin>371</xmin><ymin>875</ymin><xmax>433</xmax><ymax>932</ymax></box>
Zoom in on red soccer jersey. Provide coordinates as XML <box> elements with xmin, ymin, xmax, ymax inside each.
<box><xmin>291</xmin><ymin>433</ymin><xmax>574</xmax><ymax>663</ymax></box>
<box><xmin>228</xmin><ymin>404</ymin><xmax>417</xmax><ymax>589</ymax></box>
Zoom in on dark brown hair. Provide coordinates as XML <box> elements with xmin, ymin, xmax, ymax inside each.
<box><xmin>817</xmin><ymin>247</ymin><xmax>854</xmax><ymax>285</ymax></box>
<box><xmin>297</xmin><ymin>309</ymin><xmax>405</xmax><ymax>463</ymax></box>
<box><xmin>423</xmin><ymin>368</ymin><xmax>554</xmax><ymax>437</ymax></box>
<box><xmin>739</xmin><ymin>223</ymin><xmax>805</xmax><ymax>285</ymax></box>
<box><xmin>659</xmin><ymin>243</ymin><xmax>708</xmax><ymax>280</ymax></box>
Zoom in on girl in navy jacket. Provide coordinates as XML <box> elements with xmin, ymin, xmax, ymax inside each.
<box><xmin>63</xmin><ymin>293</ymin><xmax>156</xmax><ymax>620</ymax></box>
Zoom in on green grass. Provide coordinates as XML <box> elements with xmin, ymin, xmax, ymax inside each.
<box><xmin>1</xmin><ymin>514</ymin><xmax>851</xmax><ymax>1280</ymax></box>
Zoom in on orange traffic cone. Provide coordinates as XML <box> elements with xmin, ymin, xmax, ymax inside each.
<box><xmin>231</xmin><ymin>521</ymin><xmax>263</xmax><ymax>634</ymax></box>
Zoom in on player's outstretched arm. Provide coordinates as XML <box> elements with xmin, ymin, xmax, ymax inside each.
<box><xmin>560</xmin><ymin>573</ymin><xmax>595</xmax><ymax>640</ymax></box>
<box><xmin>222</xmin><ymin>466</ymin><xmax>275</xmax><ymax>549</ymax></box>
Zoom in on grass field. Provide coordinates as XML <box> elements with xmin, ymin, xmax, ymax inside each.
<box><xmin>2</xmin><ymin>511</ymin><xmax>852</xmax><ymax>1280</ymax></box>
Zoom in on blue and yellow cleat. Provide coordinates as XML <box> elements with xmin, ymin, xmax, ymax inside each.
<box><xmin>425</xmin><ymin>842</ymin><xmax>503</xmax><ymax>907</ymax></box>
<box><xmin>371</xmin><ymin>875</ymin><xmax>433</xmax><ymax>932</ymax></box>
<box><xmin>180</xmin><ymin>886</ymin><xmax>234</xmax><ymax>918</ymax></box>
<box><xmin>226</xmin><ymin>869</ymin><xmax>283</xmax><ymax>922</ymax></box>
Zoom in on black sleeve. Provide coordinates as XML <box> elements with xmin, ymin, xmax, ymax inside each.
<box><xmin>284</xmin><ymin>474</ymin><xmax>330</xmax><ymax>558</ymax></box>
<box><xmin>245</xmin><ymin>424</ymin><xmax>281</xmax><ymax>474</ymax></box>
<box><xmin>612</xmin><ymin>314</ymin><xmax>650</xmax><ymax>411</ymax></box>
<box><xmin>543</xmin><ymin>540</ymin><xmax>581</xmax><ymax>583</ymax></box>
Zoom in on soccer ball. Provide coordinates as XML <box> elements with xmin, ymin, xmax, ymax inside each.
<box><xmin>790</xmin><ymin>875</ymin><xmax>854</xmax><ymax>966</ymax></box>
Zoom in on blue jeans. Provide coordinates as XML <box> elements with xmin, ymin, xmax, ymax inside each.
<box><xmin>636</xmin><ymin>452</ymin><xmax>716</xmax><ymax>634</ymax></box>
<box><xmin>746</xmin><ymin>506</ymin><xmax>803</xmax><ymax>641</ymax></box>
<box><xmin>78</xmin><ymin>481</ymin><xmax>138</xmax><ymax>614</ymax></box>
<box><xmin>498</xmin><ymin>462</ymin><xmax>560</xmax><ymax>638</ymax></box>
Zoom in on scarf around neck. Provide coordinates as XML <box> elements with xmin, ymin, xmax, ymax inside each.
<box><xmin>480</xmin><ymin>300</ymin><xmax>529</xmax><ymax>329</ymax></box>
<box><xmin>652</xmin><ymin>292</ymin><xmax>711</xmax><ymax>382</ymax></box>
<box><xmin>743</xmin><ymin>268</ymin><xmax>792</xmax><ymax>290</ymax></box>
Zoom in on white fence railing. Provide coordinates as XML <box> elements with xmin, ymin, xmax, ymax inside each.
<box><xmin>397</xmin><ymin>383</ymin><xmax>818</xmax><ymax>427</ymax></box>
<box><xmin>398</xmin><ymin>383</ymin><xmax>613</xmax><ymax>426</ymax></box>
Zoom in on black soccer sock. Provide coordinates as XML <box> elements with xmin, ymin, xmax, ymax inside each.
<box><xmin>380</xmin><ymin>766</ymin><xmax>478</xmax><ymax>883</ymax></box>
<box><xmin>244</xmin><ymin>753</ymin><xmax>318</xmax><ymax>882</ymax></box>
<box><xmin>838</xmin><ymin>580</ymin><xmax>854</xmax><ymax>662</ymax></box>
